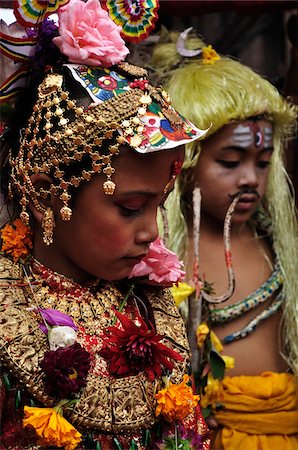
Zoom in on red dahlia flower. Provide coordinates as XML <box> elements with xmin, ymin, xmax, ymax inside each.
<box><xmin>99</xmin><ymin>310</ymin><xmax>183</xmax><ymax>381</ymax></box>
<box><xmin>41</xmin><ymin>343</ymin><xmax>90</xmax><ymax>398</ymax></box>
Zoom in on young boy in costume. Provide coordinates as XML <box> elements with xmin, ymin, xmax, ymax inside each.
<box><xmin>0</xmin><ymin>3</ymin><xmax>211</xmax><ymax>449</ymax></box>
<box><xmin>152</xmin><ymin>31</ymin><xmax>298</xmax><ymax>450</ymax></box>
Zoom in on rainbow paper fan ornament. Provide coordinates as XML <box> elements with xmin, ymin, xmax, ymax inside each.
<box><xmin>103</xmin><ymin>0</ymin><xmax>159</xmax><ymax>43</ymax></box>
<box><xmin>14</xmin><ymin>0</ymin><xmax>70</xmax><ymax>27</ymax></box>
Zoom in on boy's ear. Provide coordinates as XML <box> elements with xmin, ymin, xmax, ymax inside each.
<box><xmin>28</xmin><ymin>174</ymin><xmax>54</xmax><ymax>224</ymax></box>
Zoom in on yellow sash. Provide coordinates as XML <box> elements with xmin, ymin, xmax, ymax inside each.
<box><xmin>213</xmin><ymin>372</ymin><xmax>298</xmax><ymax>450</ymax></box>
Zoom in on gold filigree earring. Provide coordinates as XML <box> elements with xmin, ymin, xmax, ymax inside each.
<box><xmin>41</xmin><ymin>208</ymin><xmax>55</xmax><ymax>245</ymax></box>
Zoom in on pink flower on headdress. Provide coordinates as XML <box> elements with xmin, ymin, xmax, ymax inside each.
<box><xmin>53</xmin><ymin>0</ymin><xmax>129</xmax><ymax>67</ymax></box>
<box><xmin>128</xmin><ymin>237</ymin><xmax>185</xmax><ymax>287</ymax></box>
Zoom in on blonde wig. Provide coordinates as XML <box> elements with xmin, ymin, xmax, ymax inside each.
<box><xmin>153</xmin><ymin>37</ymin><xmax>298</xmax><ymax>374</ymax></box>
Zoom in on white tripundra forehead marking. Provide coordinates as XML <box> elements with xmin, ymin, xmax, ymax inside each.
<box><xmin>264</xmin><ymin>127</ymin><xmax>273</xmax><ymax>148</ymax></box>
<box><xmin>232</xmin><ymin>125</ymin><xmax>253</xmax><ymax>147</ymax></box>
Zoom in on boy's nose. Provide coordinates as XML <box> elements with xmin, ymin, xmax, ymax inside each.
<box><xmin>238</xmin><ymin>166</ymin><xmax>258</xmax><ymax>189</ymax></box>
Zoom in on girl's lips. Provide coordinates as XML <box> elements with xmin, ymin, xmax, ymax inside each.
<box><xmin>122</xmin><ymin>255</ymin><xmax>146</xmax><ymax>265</ymax></box>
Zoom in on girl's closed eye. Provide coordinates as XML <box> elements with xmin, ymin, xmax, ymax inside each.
<box><xmin>216</xmin><ymin>159</ymin><xmax>240</xmax><ymax>168</ymax></box>
<box><xmin>117</xmin><ymin>204</ymin><xmax>144</xmax><ymax>218</ymax></box>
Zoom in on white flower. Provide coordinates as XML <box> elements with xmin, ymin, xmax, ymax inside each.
<box><xmin>48</xmin><ymin>326</ymin><xmax>77</xmax><ymax>351</ymax></box>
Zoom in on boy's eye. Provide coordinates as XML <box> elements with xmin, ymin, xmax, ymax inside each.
<box><xmin>216</xmin><ymin>160</ymin><xmax>240</xmax><ymax>168</ymax></box>
<box><xmin>258</xmin><ymin>161</ymin><xmax>271</xmax><ymax>169</ymax></box>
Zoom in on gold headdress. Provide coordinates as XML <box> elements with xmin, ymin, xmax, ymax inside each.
<box><xmin>10</xmin><ymin>62</ymin><xmax>205</xmax><ymax>226</ymax></box>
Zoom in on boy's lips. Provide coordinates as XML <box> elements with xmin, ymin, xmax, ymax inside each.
<box><xmin>235</xmin><ymin>197</ymin><xmax>258</xmax><ymax>211</ymax></box>
<box><xmin>238</xmin><ymin>194</ymin><xmax>258</xmax><ymax>203</ymax></box>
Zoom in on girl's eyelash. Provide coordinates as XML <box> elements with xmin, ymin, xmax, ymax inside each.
<box><xmin>117</xmin><ymin>205</ymin><xmax>143</xmax><ymax>218</ymax></box>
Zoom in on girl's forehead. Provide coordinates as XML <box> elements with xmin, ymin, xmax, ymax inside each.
<box><xmin>112</xmin><ymin>146</ymin><xmax>184</xmax><ymax>186</ymax></box>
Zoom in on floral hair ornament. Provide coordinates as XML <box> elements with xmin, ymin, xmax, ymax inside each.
<box><xmin>52</xmin><ymin>0</ymin><xmax>129</xmax><ymax>66</ymax></box>
<box><xmin>176</xmin><ymin>27</ymin><xmax>220</xmax><ymax>64</ymax></box>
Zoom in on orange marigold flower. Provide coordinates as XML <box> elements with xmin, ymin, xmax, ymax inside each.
<box><xmin>202</xmin><ymin>45</ymin><xmax>220</xmax><ymax>65</ymax></box>
<box><xmin>155</xmin><ymin>374</ymin><xmax>200</xmax><ymax>422</ymax></box>
<box><xmin>23</xmin><ymin>406</ymin><xmax>82</xmax><ymax>450</ymax></box>
<box><xmin>1</xmin><ymin>219</ymin><xmax>32</xmax><ymax>262</ymax></box>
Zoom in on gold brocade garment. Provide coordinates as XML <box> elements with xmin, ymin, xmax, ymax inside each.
<box><xmin>0</xmin><ymin>254</ymin><xmax>210</xmax><ymax>449</ymax></box>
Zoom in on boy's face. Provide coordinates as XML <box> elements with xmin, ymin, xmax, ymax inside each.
<box><xmin>45</xmin><ymin>145</ymin><xmax>184</xmax><ymax>283</ymax></box>
<box><xmin>194</xmin><ymin>119</ymin><xmax>273</xmax><ymax>226</ymax></box>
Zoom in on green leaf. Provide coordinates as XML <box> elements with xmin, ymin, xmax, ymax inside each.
<box><xmin>142</xmin><ymin>429</ymin><xmax>151</xmax><ymax>447</ymax></box>
<box><xmin>129</xmin><ymin>439</ymin><xmax>138</xmax><ymax>450</ymax></box>
<box><xmin>202</xmin><ymin>406</ymin><xmax>212</xmax><ymax>418</ymax></box>
<box><xmin>209</xmin><ymin>350</ymin><xmax>225</xmax><ymax>379</ymax></box>
<box><xmin>15</xmin><ymin>390</ymin><xmax>22</xmax><ymax>409</ymax></box>
<box><xmin>2</xmin><ymin>373</ymin><xmax>11</xmax><ymax>391</ymax></box>
<box><xmin>113</xmin><ymin>437</ymin><xmax>124</xmax><ymax>450</ymax></box>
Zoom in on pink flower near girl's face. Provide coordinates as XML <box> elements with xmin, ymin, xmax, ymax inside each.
<box><xmin>129</xmin><ymin>237</ymin><xmax>185</xmax><ymax>287</ymax></box>
<box><xmin>53</xmin><ymin>0</ymin><xmax>129</xmax><ymax>66</ymax></box>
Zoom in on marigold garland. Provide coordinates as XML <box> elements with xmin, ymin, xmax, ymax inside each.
<box><xmin>155</xmin><ymin>374</ymin><xmax>199</xmax><ymax>422</ymax></box>
<box><xmin>0</xmin><ymin>218</ymin><xmax>32</xmax><ymax>262</ymax></box>
<box><xmin>23</xmin><ymin>405</ymin><xmax>82</xmax><ymax>450</ymax></box>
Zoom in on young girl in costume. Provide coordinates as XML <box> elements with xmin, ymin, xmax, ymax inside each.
<box><xmin>152</xmin><ymin>31</ymin><xmax>298</xmax><ymax>450</ymax></box>
<box><xmin>0</xmin><ymin>4</ymin><xmax>211</xmax><ymax>449</ymax></box>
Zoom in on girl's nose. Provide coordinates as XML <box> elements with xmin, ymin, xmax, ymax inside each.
<box><xmin>135</xmin><ymin>212</ymin><xmax>159</xmax><ymax>245</ymax></box>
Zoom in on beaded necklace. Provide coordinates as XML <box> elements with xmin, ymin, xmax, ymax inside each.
<box><xmin>207</xmin><ymin>218</ymin><xmax>284</xmax><ymax>344</ymax></box>
<box><xmin>209</xmin><ymin>262</ymin><xmax>283</xmax><ymax>324</ymax></box>
<box><xmin>191</xmin><ymin>189</ymin><xmax>284</xmax><ymax>345</ymax></box>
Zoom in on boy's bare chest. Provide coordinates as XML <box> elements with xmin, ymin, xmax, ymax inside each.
<box><xmin>199</xmin><ymin>234</ymin><xmax>274</xmax><ymax>305</ymax></box>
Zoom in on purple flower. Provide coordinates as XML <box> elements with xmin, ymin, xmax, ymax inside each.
<box><xmin>39</xmin><ymin>308</ymin><xmax>77</xmax><ymax>334</ymax></box>
<box><xmin>178</xmin><ymin>424</ymin><xmax>203</xmax><ymax>449</ymax></box>
<box><xmin>41</xmin><ymin>343</ymin><xmax>90</xmax><ymax>398</ymax></box>
<box><xmin>28</xmin><ymin>18</ymin><xmax>62</xmax><ymax>70</ymax></box>
<box><xmin>152</xmin><ymin>423</ymin><xmax>203</xmax><ymax>450</ymax></box>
